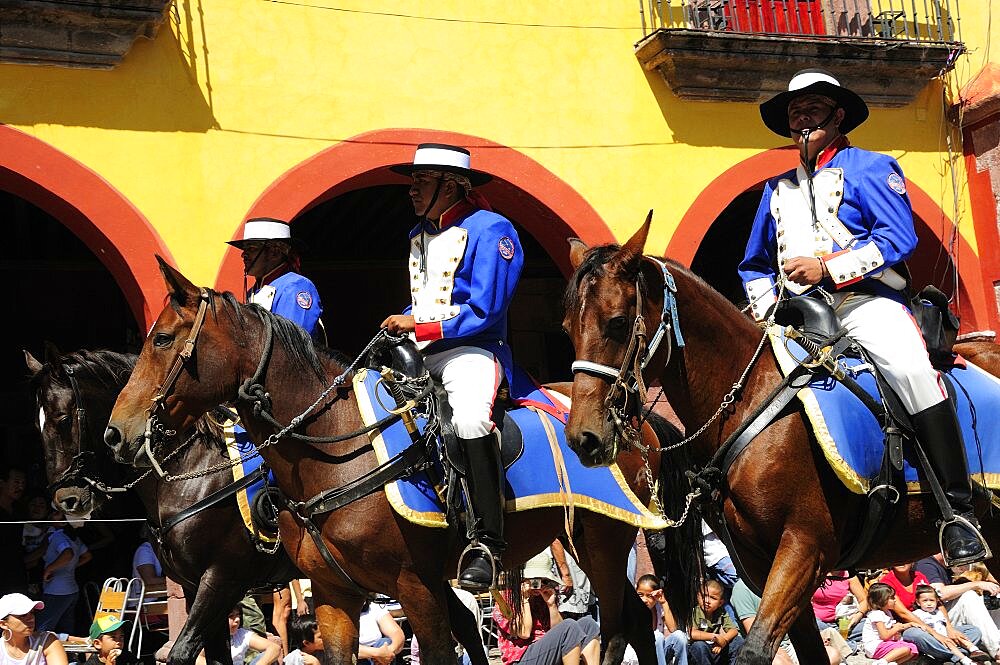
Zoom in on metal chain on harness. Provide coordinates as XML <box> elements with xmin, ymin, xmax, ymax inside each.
<box><xmin>147</xmin><ymin>328</ymin><xmax>401</xmax><ymax>482</ymax></box>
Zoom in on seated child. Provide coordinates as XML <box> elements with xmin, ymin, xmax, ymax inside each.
<box><xmin>285</xmin><ymin>616</ymin><xmax>324</xmax><ymax>665</ymax></box>
<box><xmin>912</xmin><ymin>584</ymin><xmax>989</xmax><ymax>665</ymax></box>
<box><xmin>622</xmin><ymin>575</ymin><xmax>688</xmax><ymax>665</ymax></box>
<box><xmin>688</xmin><ymin>579</ymin><xmax>742</xmax><ymax>665</ymax></box>
<box><xmin>85</xmin><ymin>616</ymin><xmax>136</xmax><ymax>665</ymax></box>
<box><xmin>860</xmin><ymin>583</ymin><xmax>918</xmax><ymax>665</ymax></box>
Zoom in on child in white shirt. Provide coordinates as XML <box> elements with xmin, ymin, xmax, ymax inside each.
<box><xmin>913</xmin><ymin>584</ymin><xmax>987</xmax><ymax>665</ymax></box>
<box><xmin>860</xmin><ymin>583</ymin><xmax>918</xmax><ymax>665</ymax></box>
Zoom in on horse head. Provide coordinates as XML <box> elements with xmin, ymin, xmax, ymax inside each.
<box><xmin>562</xmin><ymin>212</ymin><xmax>671</xmax><ymax>467</ymax></box>
<box><xmin>106</xmin><ymin>257</ymin><xmax>239</xmax><ymax>467</ymax></box>
<box><xmin>25</xmin><ymin>343</ymin><xmax>133</xmax><ymax>516</ymax></box>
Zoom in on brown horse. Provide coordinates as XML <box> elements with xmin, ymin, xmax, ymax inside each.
<box><xmin>955</xmin><ymin>340</ymin><xmax>1000</xmax><ymax>378</ymax></box>
<box><xmin>103</xmin><ymin>258</ymin><xmax>697</xmax><ymax>665</ymax></box>
<box><xmin>26</xmin><ymin>345</ymin><xmax>299</xmax><ymax>665</ymax></box>
<box><xmin>561</xmin><ymin>216</ymin><xmax>1000</xmax><ymax>665</ymax></box>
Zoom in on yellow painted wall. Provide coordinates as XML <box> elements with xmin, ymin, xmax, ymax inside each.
<box><xmin>0</xmin><ymin>1</ymin><xmax>995</xmax><ymax>285</ymax></box>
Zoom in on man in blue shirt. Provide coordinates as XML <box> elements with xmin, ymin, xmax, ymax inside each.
<box><xmin>740</xmin><ymin>69</ymin><xmax>986</xmax><ymax>565</ymax></box>
<box><xmin>227</xmin><ymin>217</ymin><xmax>324</xmax><ymax>344</ymax></box>
<box><xmin>385</xmin><ymin>143</ymin><xmax>524</xmax><ymax>590</ymax></box>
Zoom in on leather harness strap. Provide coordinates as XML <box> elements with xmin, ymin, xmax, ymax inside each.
<box><xmin>152</xmin><ymin>289</ymin><xmax>211</xmax><ymax>410</ymax></box>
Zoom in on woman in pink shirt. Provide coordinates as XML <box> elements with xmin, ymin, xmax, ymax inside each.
<box><xmin>812</xmin><ymin>570</ymin><xmax>867</xmax><ymax>633</ymax></box>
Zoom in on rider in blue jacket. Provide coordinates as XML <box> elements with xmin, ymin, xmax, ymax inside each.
<box><xmin>227</xmin><ymin>217</ymin><xmax>325</xmax><ymax>344</ymax></box>
<box><xmin>740</xmin><ymin>69</ymin><xmax>987</xmax><ymax>566</ymax></box>
<box><xmin>384</xmin><ymin>143</ymin><xmax>524</xmax><ymax>590</ymax></box>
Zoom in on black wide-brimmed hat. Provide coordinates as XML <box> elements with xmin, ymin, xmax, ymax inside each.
<box><xmin>227</xmin><ymin>218</ymin><xmax>306</xmax><ymax>252</ymax></box>
<box><xmin>389</xmin><ymin>143</ymin><xmax>492</xmax><ymax>187</ymax></box>
<box><xmin>760</xmin><ymin>69</ymin><xmax>869</xmax><ymax>138</ymax></box>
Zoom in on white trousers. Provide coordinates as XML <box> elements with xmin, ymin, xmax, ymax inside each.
<box><xmin>423</xmin><ymin>345</ymin><xmax>502</xmax><ymax>439</ymax></box>
<box><xmin>833</xmin><ymin>292</ymin><xmax>947</xmax><ymax>415</ymax></box>
<box><xmin>946</xmin><ymin>590</ymin><xmax>1000</xmax><ymax>656</ymax></box>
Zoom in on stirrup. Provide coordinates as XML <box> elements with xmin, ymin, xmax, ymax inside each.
<box><xmin>457</xmin><ymin>541</ymin><xmax>500</xmax><ymax>590</ymax></box>
<box><xmin>939</xmin><ymin>514</ymin><xmax>993</xmax><ymax>567</ymax></box>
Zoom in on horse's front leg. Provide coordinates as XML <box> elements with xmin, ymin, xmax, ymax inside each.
<box><xmin>575</xmin><ymin>515</ymin><xmax>652</xmax><ymax>665</ymax></box>
<box><xmin>786</xmin><ymin>601</ymin><xmax>828</xmax><ymax>665</ymax></box>
<box><xmin>396</xmin><ymin>571</ymin><xmax>455</xmax><ymax>665</ymax></box>
<box><xmin>313</xmin><ymin>585</ymin><xmax>365</xmax><ymax>665</ymax></box>
<box><xmin>166</xmin><ymin>572</ymin><xmax>242</xmax><ymax>665</ymax></box>
<box><xmin>734</xmin><ymin>527</ymin><xmax>830</xmax><ymax>665</ymax></box>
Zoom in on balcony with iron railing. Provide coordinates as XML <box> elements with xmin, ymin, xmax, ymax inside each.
<box><xmin>636</xmin><ymin>0</ymin><xmax>965</xmax><ymax>106</ymax></box>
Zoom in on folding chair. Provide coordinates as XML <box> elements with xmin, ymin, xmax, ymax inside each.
<box><xmin>64</xmin><ymin>578</ymin><xmax>145</xmax><ymax>657</ymax></box>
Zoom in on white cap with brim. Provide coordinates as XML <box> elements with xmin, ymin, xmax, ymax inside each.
<box><xmin>0</xmin><ymin>593</ymin><xmax>44</xmax><ymax>619</ymax></box>
<box><xmin>389</xmin><ymin>143</ymin><xmax>492</xmax><ymax>187</ymax></box>
<box><xmin>522</xmin><ymin>550</ymin><xmax>560</xmax><ymax>585</ymax></box>
<box><xmin>227</xmin><ymin>218</ymin><xmax>305</xmax><ymax>251</ymax></box>
<box><xmin>759</xmin><ymin>68</ymin><xmax>869</xmax><ymax>138</ymax></box>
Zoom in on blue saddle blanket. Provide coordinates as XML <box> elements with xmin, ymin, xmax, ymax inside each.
<box><xmin>768</xmin><ymin>330</ymin><xmax>1000</xmax><ymax>494</ymax></box>
<box><xmin>352</xmin><ymin>368</ymin><xmax>667</xmax><ymax>529</ymax></box>
<box><xmin>227</xmin><ymin>422</ymin><xmax>278</xmax><ymax>542</ymax></box>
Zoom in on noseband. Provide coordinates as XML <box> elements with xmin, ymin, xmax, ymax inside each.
<box><xmin>570</xmin><ymin>257</ymin><xmax>685</xmax><ymax>446</ymax></box>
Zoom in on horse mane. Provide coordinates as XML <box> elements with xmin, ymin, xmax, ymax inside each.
<box><xmin>644</xmin><ymin>410</ymin><xmax>704</xmax><ymax>632</ymax></box>
<box><xmin>564</xmin><ymin>244</ymin><xmax>627</xmax><ymax>311</ymax></box>
<box><xmin>205</xmin><ymin>289</ymin><xmax>349</xmax><ymax>384</ymax></box>
<box><xmin>29</xmin><ymin>349</ymin><xmax>137</xmax><ymax>390</ymax></box>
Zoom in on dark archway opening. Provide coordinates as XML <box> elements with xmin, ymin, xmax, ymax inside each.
<box><xmin>5</xmin><ymin>188</ymin><xmax>140</xmax><ymax>600</ymax></box>
<box><xmin>293</xmin><ymin>184</ymin><xmax>575</xmax><ymax>383</ymax></box>
<box><xmin>690</xmin><ymin>189</ymin><xmax>762</xmax><ymax>305</ymax></box>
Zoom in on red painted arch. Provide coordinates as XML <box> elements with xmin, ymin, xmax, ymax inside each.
<box><xmin>666</xmin><ymin>146</ymin><xmax>993</xmax><ymax>332</ymax></box>
<box><xmin>216</xmin><ymin>128</ymin><xmax>613</xmax><ymax>294</ymax></box>
<box><xmin>0</xmin><ymin>125</ymin><xmax>173</xmax><ymax>329</ymax></box>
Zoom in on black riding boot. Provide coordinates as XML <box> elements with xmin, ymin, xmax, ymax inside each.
<box><xmin>458</xmin><ymin>433</ymin><xmax>505</xmax><ymax>591</ymax></box>
<box><xmin>913</xmin><ymin>400</ymin><xmax>989</xmax><ymax>566</ymax></box>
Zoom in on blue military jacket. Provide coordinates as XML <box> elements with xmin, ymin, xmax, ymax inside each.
<box><xmin>249</xmin><ymin>270</ymin><xmax>324</xmax><ymax>341</ymax></box>
<box><xmin>404</xmin><ymin>197</ymin><xmax>524</xmax><ymax>383</ymax></box>
<box><xmin>739</xmin><ymin>142</ymin><xmax>916</xmax><ymax>320</ymax></box>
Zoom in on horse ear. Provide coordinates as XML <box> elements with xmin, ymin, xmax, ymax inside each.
<box><xmin>612</xmin><ymin>210</ymin><xmax>654</xmax><ymax>275</ymax></box>
<box><xmin>43</xmin><ymin>341</ymin><xmax>65</xmax><ymax>379</ymax></box>
<box><xmin>568</xmin><ymin>238</ymin><xmax>590</xmax><ymax>271</ymax></box>
<box><xmin>24</xmin><ymin>349</ymin><xmax>43</xmax><ymax>375</ymax></box>
<box><xmin>156</xmin><ymin>255</ymin><xmax>199</xmax><ymax>307</ymax></box>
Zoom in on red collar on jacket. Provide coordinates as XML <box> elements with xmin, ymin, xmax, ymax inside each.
<box><xmin>814</xmin><ymin>135</ymin><xmax>850</xmax><ymax>171</ymax></box>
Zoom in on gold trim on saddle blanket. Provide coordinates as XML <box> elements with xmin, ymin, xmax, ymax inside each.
<box><xmin>768</xmin><ymin>328</ymin><xmax>1000</xmax><ymax>494</ymax></box>
<box><xmin>351</xmin><ymin>369</ymin><xmax>668</xmax><ymax>530</ymax></box>
<box><xmin>224</xmin><ymin>421</ymin><xmax>278</xmax><ymax>543</ymax></box>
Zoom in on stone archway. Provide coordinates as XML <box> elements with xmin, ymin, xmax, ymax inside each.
<box><xmin>0</xmin><ymin>124</ymin><xmax>173</xmax><ymax>328</ymax></box>
<box><xmin>666</xmin><ymin>146</ymin><xmax>993</xmax><ymax>333</ymax></box>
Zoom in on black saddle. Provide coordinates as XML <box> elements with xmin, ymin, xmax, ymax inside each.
<box><xmin>370</xmin><ymin>336</ymin><xmax>524</xmax><ymax>477</ymax></box>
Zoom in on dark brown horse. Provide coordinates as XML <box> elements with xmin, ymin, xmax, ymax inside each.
<box><xmin>561</xmin><ymin>216</ymin><xmax>1000</xmax><ymax>665</ymax></box>
<box><xmin>26</xmin><ymin>345</ymin><xmax>299</xmax><ymax>665</ymax></box>
<box><xmin>102</xmin><ymin>258</ymin><xmax>699</xmax><ymax>665</ymax></box>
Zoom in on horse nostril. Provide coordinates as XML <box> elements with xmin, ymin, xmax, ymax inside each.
<box><xmin>60</xmin><ymin>496</ymin><xmax>78</xmax><ymax>512</ymax></box>
<box><xmin>104</xmin><ymin>425</ymin><xmax>123</xmax><ymax>451</ymax></box>
<box><xmin>580</xmin><ymin>430</ymin><xmax>602</xmax><ymax>455</ymax></box>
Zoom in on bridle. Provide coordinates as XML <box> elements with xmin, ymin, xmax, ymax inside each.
<box><xmin>140</xmin><ymin>289</ymin><xmax>212</xmax><ymax>476</ymax></box>
<box><xmin>570</xmin><ymin>257</ymin><xmax>685</xmax><ymax>449</ymax></box>
<box><xmin>48</xmin><ymin>368</ymin><xmax>129</xmax><ymax>496</ymax></box>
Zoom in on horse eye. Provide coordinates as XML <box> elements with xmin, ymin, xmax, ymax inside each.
<box><xmin>608</xmin><ymin>316</ymin><xmax>628</xmax><ymax>332</ymax></box>
<box><xmin>153</xmin><ymin>332</ymin><xmax>174</xmax><ymax>348</ymax></box>
<box><xmin>56</xmin><ymin>415</ymin><xmax>72</xmax><ymax>433</ymax></box>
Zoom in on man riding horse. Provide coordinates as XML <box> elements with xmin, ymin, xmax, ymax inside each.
<box><xmin>382</xmin><ymin>143</ymin><xmax>523</xmax><ymax>591</ymax></box>
<box><xmin>739</xmin><ymin>69</ymin><xmax>988</xmax><ymax>566</ymax></box>
<box><xmin>228</xmin><ymin>217</ymin><xmax>325</xmax><ymax>344</ymax></box>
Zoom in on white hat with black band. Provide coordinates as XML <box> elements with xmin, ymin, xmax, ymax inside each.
<box><xmin>390</xmin><ymin>143</ymin><xmax>492</xmax><ymax>186</ymax></box>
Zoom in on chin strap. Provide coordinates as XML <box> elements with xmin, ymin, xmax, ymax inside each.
<box><xmin>418</xmin><ymin>177</ymin><xmax>444</xmax><ymax>280</ymax></box>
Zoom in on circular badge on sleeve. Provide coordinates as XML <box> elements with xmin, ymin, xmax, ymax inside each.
<box><xmin>296</xmin><ymin>291</ymin><xmax>313</xmax><ymax>309</ymax></box>
<box><xmin>498</xmin><ymin>236</ymin><xmax>516</xmax><ymax>260</ymax></box>
<box><xmin>887</xmin><ymin>172</ymin><xmax>907</xmax><ymax>195</ymax></box>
